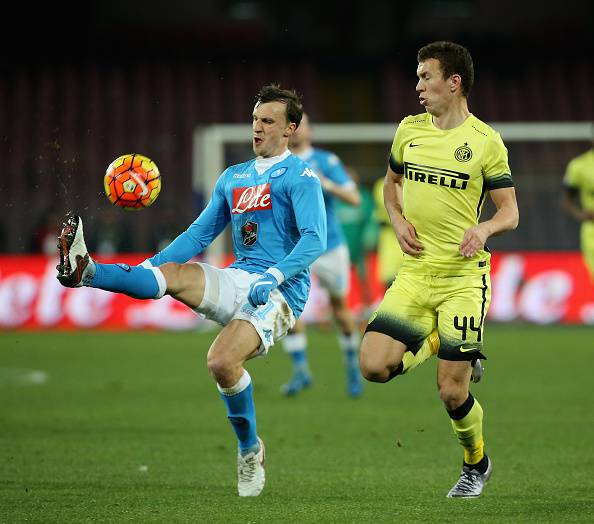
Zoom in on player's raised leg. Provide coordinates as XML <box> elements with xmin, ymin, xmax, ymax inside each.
<box><xmin>57</xmin><ymin>213</ymin><xmax>166</xmax><ymax>298</ymax></box>
<box><xmin>360</xmin><ymin>273</ymin><xmax>439</xmax><ymax>382</ymax></box>
<box><xmin>207</xmin><ymin>319</ymin><xmax>266</xmax><ymax>497</ymax></box>
<box><xmin>56</xmin><ymin>213</ymin><xmax>206</xmax><ymax>307</ymax></box>
<box><xmin>360</xmin><ymin>327</ymin><xmax>439</xmax><ymax>382</ymax></box>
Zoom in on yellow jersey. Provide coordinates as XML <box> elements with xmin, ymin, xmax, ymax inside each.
<box><xmin>563</xmin><ymin>148</ymin><xmax>594</xmax><ymax>212</ymax></box>
<box><xmin>389</xmin><ymin>113</ymin><xmax>513</xmax><ymax>275</ymax></box>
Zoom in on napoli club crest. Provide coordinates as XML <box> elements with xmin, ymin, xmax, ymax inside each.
<box><xmin>241</xmin><ymin>221</ymin><xmax>258</xmax><ymax>246</ymax></box>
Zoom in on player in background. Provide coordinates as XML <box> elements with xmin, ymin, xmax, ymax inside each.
<box><xmin>55</xmin><ymin>85</ymin><xmax>327</xmax><ymax>497</ymax></box>
<box><xmin>335</xmin><ymin>167</ymin><xmax>378</xmax><ymax>327</ymax></box>
<box><xmin>372</xmin><ymin>176</ymin><xmax>404</xmax><ymax>290</ymax></box>
<box><xmin>359</xmin><ymin>41</ymin><xmax>518</xmax><ymax>498</ymax></box>
<box><xmin>281</xmin><ymin>113</ymin><xmax>363</xmax><ymax>398</ymax></box>
<box><xmin>561</xmin><ymin>137</ymin><xmax>594</xmax><ymax>282</ymax></box>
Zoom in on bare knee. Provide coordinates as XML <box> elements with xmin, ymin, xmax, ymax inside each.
<box><xmin>438</xmin><ymin>380</ymin><xmax>468</xmax><ymax>410</ymax></box>
<box><xmin>159</xmin><ymin>262</ymin><xmax>185</xmax><ymax>293</ymax></box>
<box><xmin>158</xmin><ymin>262</ymin><xmax>205</xmax><ymax>308</ymax></box>
<box><xmin>206</xmin><ymin>320</ymin><xmax>261</xmax><ymax>387</ymax></box>
<box><xmin>437</xmin><ymin>360</ymin><xmax>472</xmax><ymax>410</ymax></box>
<box><xmin>359</xmin><ymin>334</ymin><xmax>403</xmax><ymax>383</ymax></box>
<box><xmin>207</xmin><ymin>350</ymin><xmax>236</xmax><ymax>385</ymax></box>
<box><xmin>359</xmin><ymin>348</ymin><xmax>385</xmax><ymax>382</ymax></box>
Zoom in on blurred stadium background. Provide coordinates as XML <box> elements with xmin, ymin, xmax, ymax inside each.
<box><xmin>1</xmin><ymin>1</ymin><xmax>594</xmax><ymax>522</ymax></box>
<box><xmin>1</xmin><ymin>0</ymin><xmax>593</xmax><ymax>327</ymax></box>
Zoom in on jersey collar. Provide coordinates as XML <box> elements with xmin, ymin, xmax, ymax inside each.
<box><xmin>255</xmin><ymin>149</ymin><xmax>291</xmax><ymax>175</ymax></box>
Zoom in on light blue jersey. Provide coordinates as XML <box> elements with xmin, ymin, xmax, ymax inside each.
<box><xmin>296</xmin><ymin>147</ymin><xmax>353</xmax><ymax>251</ymax></box>
<box><xmin>147</xmin><ymin>150</ymin><xmax>327</xmax><ymax>318</ymax></box>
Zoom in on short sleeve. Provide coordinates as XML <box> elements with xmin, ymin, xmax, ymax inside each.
<box><xmin>483</xmin><ymin>133</ymin><xmax>514</xmax><ymax>190</ymax></box>
<box><xmin>388</xmin><ymin>123</ymin><xmax>406</xmax><ymax>174</ymax></box>
<box><xmin>563</xmin><ymin>157</ymin><xmax>582</xmax><ymax>189</ymax></box>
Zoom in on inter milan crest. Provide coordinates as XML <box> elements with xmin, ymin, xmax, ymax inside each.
<box><xmin>454</xmin><ymin>143</ymin><xmax>473</xmax><ymax>162</ymax></box>
<box><xmin>241</xmin><ymin>221</ymin><xmax>258</xmax><ymax>246</ymax></box>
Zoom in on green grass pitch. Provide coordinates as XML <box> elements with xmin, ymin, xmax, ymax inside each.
<box><xmin>1</xmin><ymin>324</ymin><xmax>593</xmax><ymax>523</ymax></box>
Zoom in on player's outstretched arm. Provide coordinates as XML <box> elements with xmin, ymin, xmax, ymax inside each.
<box><xmin>460</xmin><ymin>186</ymin><xmax>519</xmax><ymax>258</ymax></box>
<box><xmin>144</xmin><ymin>175</ymin><xmax>231</xmax><ymax>267</ymax></box>
<box><xmin>384</xmin><ymin>167</ymin><xmax>424</xmax><ymax>256</ymax></box>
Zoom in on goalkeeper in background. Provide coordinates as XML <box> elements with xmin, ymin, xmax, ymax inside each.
<box><xmin>561</xmin><ymin>136</ymin><xmax>594</xmax><ymax>281</ymax></box>
<box><xmin>359</xmin><ymin>41</ymin><xmax>519</xmax><ymax>498</ymax></box>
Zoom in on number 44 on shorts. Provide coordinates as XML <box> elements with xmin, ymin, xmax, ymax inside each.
<box><xmin>453</xmin><ymin>315</ymin><xmax>482</xmax><ymax>342</ymax></box>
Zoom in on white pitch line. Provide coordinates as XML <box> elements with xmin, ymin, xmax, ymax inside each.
<box><xmin>0</xmin><ymin>368</ymin><xmax>48</xmax><ymax>386</ymax></box>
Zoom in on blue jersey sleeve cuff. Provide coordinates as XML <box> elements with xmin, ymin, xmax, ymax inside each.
<box><xmin>266</xmin><ymin>267</ymin><xmax>285</xmax><ymax>285</ymax></box>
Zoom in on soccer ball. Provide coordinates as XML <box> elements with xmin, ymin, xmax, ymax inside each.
<box><xmin>104</xmin><ymin>153</ymin><xmax>162</xmax><ymax>210</ymax></box>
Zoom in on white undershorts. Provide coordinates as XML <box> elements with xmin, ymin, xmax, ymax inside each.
<box><xmin>311</xmin><ymin>244</ymin><xmax>350</xmax><ymax>298</ymax></box>
<box><xmin>195</xmin><ymin>264</ymin><xmax>295</xmax><ymax>355</ymax></box>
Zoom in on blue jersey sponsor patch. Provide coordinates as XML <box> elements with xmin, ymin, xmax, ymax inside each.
<box><xmin>270</xmin><ymin>167</ymin><xmax>287</xmax><ymax>178</ymax></box>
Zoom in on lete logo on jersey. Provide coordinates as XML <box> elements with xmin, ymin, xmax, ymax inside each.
<box><xmin>232</xmin><ymin>183</ymin><xmax>272</xmax><ymax>214</ymax></box>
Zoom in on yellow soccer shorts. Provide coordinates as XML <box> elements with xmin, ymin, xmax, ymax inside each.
<box><xmin>581</xmin><ymin>222</ymin><xmax>594</xmax><ymax>281</ymax></box>
<box><xmin>366</xmin><ymin>270</ymin><xmax>491</xmax><ymax>361</ymax></box>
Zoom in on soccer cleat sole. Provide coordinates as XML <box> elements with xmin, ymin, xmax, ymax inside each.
<box><xmin>56</xmin><ymin>214</ymin><xmax>90</xmax><ymax>288</ymax></box>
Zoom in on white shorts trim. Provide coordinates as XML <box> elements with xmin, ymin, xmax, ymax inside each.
<box><xmin>311</xmin><ymin>244</ymin><xmax>350</xmax><ymax>298</ymax></box>
<box><xmin>195</xmin><ymin>264</ymin><xmax>296</xmax><ymax>355</ymax></box>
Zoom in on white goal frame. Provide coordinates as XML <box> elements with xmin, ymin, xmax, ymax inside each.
<box><xmin>192</xmin><ymin>121</ymin><xmax>593</xmax><ymax>262</ymax></box>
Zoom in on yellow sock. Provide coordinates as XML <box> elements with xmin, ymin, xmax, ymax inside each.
<box><xmin>402</xmin><ymin>330</ymin><xmax>440</xmax><ymax>374</ymax></box>
<box><xmin>448</xmin><ymin>394</ymin><xmax>485</xmax><ymax>465</ymax></box>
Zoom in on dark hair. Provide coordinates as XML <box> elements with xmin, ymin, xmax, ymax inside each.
<box><xmin>417</xmin><ymin>41</ymin><xmax>474</xmax><ymax>97</ymax></box>
<box><xmin>255</xmin><ymin>84</ymin><xmax>303</xmax><ymax>127</ymax></box>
